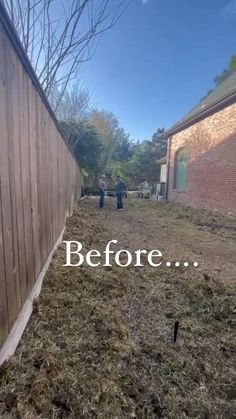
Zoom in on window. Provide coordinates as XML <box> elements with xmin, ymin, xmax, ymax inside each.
<box><xmin>174</xmin><ymin>148</ymin><xmax>187</xmax><ymax>190</ymax></box>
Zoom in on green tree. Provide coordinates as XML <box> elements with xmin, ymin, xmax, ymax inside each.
<box><xmin>214</xmin><ymin>68</ymin><xmax>233</xmax><ymax>86</ymax></box>
<box><xmin>107</xmin><ymin>128</ymin><xmax>167</xmax><ymax>183</ymax></box>
<box><xmin>201</xmin><ymin>54</ymin><xmax>236</xmax><ymax>100</ymax></box>
<box><xmin>214</xmin><ymin>54</ymin><xmax>236</xmax><ymax>86</ymax></box>
<box><xmin>60</xmin><ymin>121</ymin><xmax>103</xmax><ymax>176</ymax></box>
<box><xmin>116</xmin><ymin>141</ymin><xmax>160</xmax><ymax>182</ymax></box>
<box><xmin>89</xmin><ymin>109</ymin><xmax>130</xmax><ymax>173</ymax></box>
<box><xmin>111</xmin><ymin>133</ymin><xmax>133</xmax><ymax>162</ymax></box>
<box><xmin>229</xmin><ymin>54</ymin><xmax>236</xmax><ymax>71</ymax></box>
<box><xmin>151</xmin><ymin>128</ymin><xmax>167</xmax><ymax>159</ymax></box>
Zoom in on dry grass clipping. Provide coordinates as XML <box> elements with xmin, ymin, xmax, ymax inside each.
<box><xmin>0</xmin><ymin>199</ymin><xmax>235</xmax><ymax>418</ymax></box>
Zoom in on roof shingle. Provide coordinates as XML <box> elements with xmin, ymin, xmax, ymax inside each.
<box><xmin>168</xmin><ymin>72</ymin><xmax>236</xmax><ymax>134</ymax></box>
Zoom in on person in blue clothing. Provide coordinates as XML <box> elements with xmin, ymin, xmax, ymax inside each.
<box><xmin>98</xmin><ymin>175</ymin><xmax>106</xmax><ymax>208</ymax></box>
<box><xmin>115</xmin><ymin>175</ymin><xmax>125</xmax><ymax>210</ymax></box>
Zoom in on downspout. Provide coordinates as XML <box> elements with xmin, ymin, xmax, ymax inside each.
<box><xmin>165</xmin><ymin>136</ymin><xmax>172</xmax><ymax>200</ymax></box>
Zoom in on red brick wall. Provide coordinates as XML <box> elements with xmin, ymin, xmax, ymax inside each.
<box><xmin>168</xmin><ymin>102</ymin><xmax>236</xmax><ymax>215</ymax></box>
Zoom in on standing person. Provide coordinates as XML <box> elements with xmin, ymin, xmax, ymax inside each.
<box><xmin>115</xmin><ymin>175</ymin><xmax>125</xmax><ymax>210</ymax></box>
<box><xmin>98</xmin><ymin>175</ymin><xmax>106</xmax><ymax>209</ymax></box>
<box><xmin>81</xmin><ymin>185</ymin><xmax>85</xmax><ymax>197</ymax></box>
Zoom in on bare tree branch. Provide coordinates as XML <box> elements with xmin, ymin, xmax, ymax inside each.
<box><xmin>5</xmin><ymin>0</ymin><xmax>132</xmax><ymax>109</ymax></box>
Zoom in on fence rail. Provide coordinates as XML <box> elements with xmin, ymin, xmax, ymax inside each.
<box><xmin>0</xmin><ymin>4</ymin><xmax>81</xmax><ymax>350</ymax></box>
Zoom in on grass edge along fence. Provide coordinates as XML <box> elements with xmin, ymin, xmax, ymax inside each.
<box><xmin>0</xmin><ymin>2</ymin><xmax>82</xmax><ymax>365</ymax></box>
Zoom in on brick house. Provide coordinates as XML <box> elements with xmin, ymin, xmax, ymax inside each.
<box><xmin>165</xmin><ymin>73</ymin><xmax>236</xmax><ymax>215</ymax></box>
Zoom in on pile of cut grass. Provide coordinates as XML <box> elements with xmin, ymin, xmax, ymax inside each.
<box><xmin>0</xmin><ymin>201</ymin><xmax>234</xmax><ymax>418</ymax></box>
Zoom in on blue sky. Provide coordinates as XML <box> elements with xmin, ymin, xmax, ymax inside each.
<box><xmin>78</xmin><ymin>0</ymin><xmax>236</xmax><ymax>141</ymax></box>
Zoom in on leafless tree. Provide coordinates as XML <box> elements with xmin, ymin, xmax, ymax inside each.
<box><xmin>4</xmin><ymin>0</ymin><xmax>131</xmax><ymax>109</ymax></box>
<box><xmin>53</xmin><ymin>82</ymin><xmax>90</xmax><ymax>121</ymax></box>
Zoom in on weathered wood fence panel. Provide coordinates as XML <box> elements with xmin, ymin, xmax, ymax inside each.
<box><xmin>0</xmin><ymin>5</ymin><xmax>81</xmax><ymax>350</ymax></box>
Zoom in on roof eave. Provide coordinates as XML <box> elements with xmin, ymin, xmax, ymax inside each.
<box><xmin>167</xmin><ymin>90</ymin><xmax>236</xmax><ymax>137</ymax></box>
<box><xmin>156</xmin><ymin>157</ymin><xmax>167</xmax><ymax>164</ymax></box>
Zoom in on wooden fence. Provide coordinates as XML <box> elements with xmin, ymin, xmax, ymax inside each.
<box><xmin>0</xmin><ymin>3</ymin><xmax>81</xmax><ymax>353</ymax></box>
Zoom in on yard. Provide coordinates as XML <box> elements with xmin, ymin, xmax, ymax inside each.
<box><xmin>0</xmin><ymin>197</ymin><xmax>235</xmax><ymax>418</ymax></box>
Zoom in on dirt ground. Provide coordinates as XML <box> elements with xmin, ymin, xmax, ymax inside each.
<box><xmin>0</xmin><ymin>197</ymin><xmax>235</xmax><ymax>418</ymax></box>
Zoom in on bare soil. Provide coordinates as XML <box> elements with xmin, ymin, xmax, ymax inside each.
<box><xmin>0</xmin><ymin>197</ymin><xmax>235</xmax><ymax>418</ymax></box>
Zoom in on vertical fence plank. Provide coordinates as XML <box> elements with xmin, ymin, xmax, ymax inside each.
<box><xmin>0</xmin><ymin>180</ymin><xmax>8</xmax><ymax>343</ymax></box>
<box><xmin>28</xmin><ymin>82</ymin><xmax>41</xmax><ymax>278</ymax></box>
<box><xmin>0</xmin><ymin>43</ymin><xmax>9</xmax><ymax>340</ymax></box>
<box><xmin>17</xmin><ymin>59</ymin><xmax>28</xmax><ymax>303</ymax></box>
<box><xmin>22</xmin><ymin>69</ymin><xmax>35</xmax><ymax>293</ymax></box>
<box><xmin>35</xmin><ymin>93</ymin><xmax>43</xmax><ymax>268</ymax></box>
<box><xmin>4</xmin><ymin>35</ymin><xmax>22</xmax><ymax>312</ymax></box>
<box><xmin>0</xmin><ymin>18</ymin><xmax>81</xmax><ymax>348</ymax></box>
<box><xmin>0</xmin><ymin>27</ymin><xmax>18</xmax><ymax>328</ymax></box>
